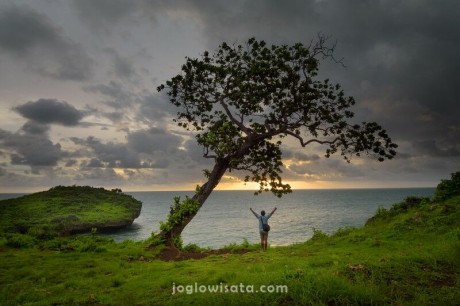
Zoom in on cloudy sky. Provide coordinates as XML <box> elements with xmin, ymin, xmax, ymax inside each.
<box><xmin>0</xmin><ymin>0</ymin><xmax>459</xmax><ymax>192</ymax></box>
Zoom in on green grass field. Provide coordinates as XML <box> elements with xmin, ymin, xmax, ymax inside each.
<box><xmin>0</xmin><ymin>176</ymin><xmax>459</xmax><ymax>305</ymax></box>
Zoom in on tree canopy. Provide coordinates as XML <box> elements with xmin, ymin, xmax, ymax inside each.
<box><xmin>158</xmin><ymin>36</ymin><xmax>397</xmax><ymax>198</ymax></box>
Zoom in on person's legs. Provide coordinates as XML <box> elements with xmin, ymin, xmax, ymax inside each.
<box><xmin>260</xmin><ymin>232</ymin><xmax>268</xmax><ymax>251</ymax></box>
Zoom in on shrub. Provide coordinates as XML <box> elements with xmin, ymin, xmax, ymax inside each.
<box><xmin>145</xmin><ymin>232</ymin><xmax>165</xmax><ymax>247</ymax></box>
<box><xmin>389</xmin><ymin>196</ymin><xmax>430</xmax><ymax>214</ymax></box>
<box><xmin>27</xmin><ymin>226</ymin><xmax>55</xmax><ymax>239</ymax></box>
<box><xmin>5</xmin><ymin>233</ymin><xmax>36</xmax><ymax>248</ymax></box>
<box><xmin>310</xmin><ymin>228</ymin><xmax>328</xmax><ymax>241</ymax></box>
<box><xmin>223</xmin><ymin>238</ymin><xmax>255</xmax><ymax>251</ymax></box>
<box><xmin>42</xmin><ymin>238</ymin><xmax>67</xmax><ymax>250</ymax></box>
<box><xmin>435</xmin><ymin>171</ymin><xmax>460</xmax><ymax>201</ymax></box>
<box><xmin>172</xmin><ymin>235</ymin><xmax>183</xmax><ymax>249</ymax></box>
<box><xmin>182</xmin><ymin>243</ymin><xmax>205</xmax><ymax>252</ymax></box>
<box><xmin>159</xmin><ymin>196</ymin><xmax>200</xmax><ymax>233</ymax></box>
<box><xmin>334</xmin><ymin>226</ymin><xmax>357</xmax><ymax>237</ymax></box>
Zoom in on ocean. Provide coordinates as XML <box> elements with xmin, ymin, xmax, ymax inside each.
<box><xmin>0</xmin><ymin>188</ymin><xmax>435</xmax><ymax>248</ymax></box>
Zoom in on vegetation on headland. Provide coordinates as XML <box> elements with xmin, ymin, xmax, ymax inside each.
<box><xmin>0</xmin><ymin>185</ymin><xmax>142</xmax><ymax>239</ymax></box>
<box><xmin>0</xmin><ymin>173</ymin><xmax>459</xmax><ymax>305</ymax></box>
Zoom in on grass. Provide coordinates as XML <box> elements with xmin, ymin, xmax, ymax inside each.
<box><xmin>0</xmin><ymin>186</ymin><xmax>142</xmax><ymax>237</ymax></box>
<box><xmin>0</xmin><ymin>192</ymin><xmax>459</xmax><ymax>305</ymax></box>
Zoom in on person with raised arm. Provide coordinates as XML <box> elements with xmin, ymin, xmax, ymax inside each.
<box><xmin>250</xmin><ymin>207</ymin><xmax>277</xmax><ymax>251</ymax></box>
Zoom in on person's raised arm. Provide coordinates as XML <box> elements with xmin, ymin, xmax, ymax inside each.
<box><xmin>267</xmin><ymin>207</ymin><xmax>277</xmax><ymax>218</ymax></box>
<box><xmin>250</xmin><ymin>208</ymin><xmax>259</xmax><ymax>218</ymax></box>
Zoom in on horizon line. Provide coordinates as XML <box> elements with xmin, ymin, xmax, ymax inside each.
<box><xmin>0</xmin><ymin>185</ymin><xmax>436</xmax><ymax>194</ymax></box>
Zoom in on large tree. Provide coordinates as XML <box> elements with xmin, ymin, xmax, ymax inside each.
<box><xmin>157</xmin><ymin>36</ymin><xmax>397</xmax><ymax>246</ymax></box>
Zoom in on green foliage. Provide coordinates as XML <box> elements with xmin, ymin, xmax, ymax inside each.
<box><xmin>74</xmin><ymin>236</ymin><xmax>109</xmax><ymax>253</ymax></box>
<box><xmin>171</xmin><ymin>235</ymin><xmax>183</xmax><ymax>249</ymax></box>
<box><xmin>37</xmin><ymin>235</ymin><xmax>114</xmax><ymax>252</ymax></box>
<box><xmin>435</xmin><ymin>171</ymin><xmax>460</xmax><ymax>201</ymax></box>
<box><xmin>367</xmin><ymin>196</ymin><xmax>431</xmax><ymax>224</ymax></box>
<box><xmin>159</xmin><ymin>196</ymin><xmax>200</xmax><ymax>233</ymax></box>
<box><xmin>5</xmin><ymin>233</ymin><xmax>36</xmax><ymax>248</ymax></box>
<box><xmin>310</xmin><ymin>228</ymin><xmax>329</xmax><ymax>241</ymax></box>
<box><xmin>333</xmin><ymin>226</ymin><xmax>357</xmax><ymax>237</ymax></box>
<box><xmin>389</xmin><ymin>196</ymin><xmax>430</xmax><ymax>213</ymax></box>
<box><xmin>182</xmin><ymin>243</ymin><xmax>209</xmax><ymax>253</ymax></box>
<box><xmin>0</xmin><ymin>185</ymin><xmax>142</xmax><ymax>237</ymax></box>
<box><xmin>222</xmin><ymin>238</ymin><xmax>259</xmax><ymax>252</ymax></box>
<box><xmin>158</xmin><ymin>36</ymin><xmax>397</xmax><ymax>197</ymax></box>
<box><xmin>26</xmin><ymin>226</ymin><xmax>54</xmax><ymax>239</ymax></box>
<box><xmin>145</xmin><ymin>232</ymin><xmax>165</xmax><ymax>247</ymax></box>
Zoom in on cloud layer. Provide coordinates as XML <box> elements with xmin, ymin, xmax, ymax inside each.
<box><xmin>0</xmin><ymin>4</ymin><xmax>93</xmax><ymax>81</ymax></box>
<box><xmin>0</xmin><ymin>0</ymin><xmax>458</xmax><ymax>191</ymax></box>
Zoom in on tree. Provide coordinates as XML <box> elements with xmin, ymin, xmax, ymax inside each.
<box><xmin>156</xmin><ymin>36</ymin><xmax>397</xmax><ymax>247</ymax></box>
<box><xmin>434</xmin><ymin>171</ymin><xmax>460</xmax><ymax>201</ymax></box>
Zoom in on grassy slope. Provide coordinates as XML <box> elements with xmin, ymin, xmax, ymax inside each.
<box><xmin>0</xmin><ymin>186</ymin><xmax>142</xmax><ymax>236</ymax></box>
<box><xmin>0</xmin><ymin>196</ymin><xmax>459</xmax><ymax>305</ymax></box>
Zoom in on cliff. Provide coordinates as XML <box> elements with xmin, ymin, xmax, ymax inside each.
<box><xmin>0</xmin><ymin>186</ymin><xmax>142</xmax><ymax>237</ymax></box>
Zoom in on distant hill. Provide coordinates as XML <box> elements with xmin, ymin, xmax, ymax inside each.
<box><xmin>0</xmin><ymin>186</ymin><xmax>142</xmax><ymax>237</ymax></box>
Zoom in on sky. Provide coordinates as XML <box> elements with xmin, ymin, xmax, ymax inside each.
<box><xmin>0</xmin><ymin>0</ymin><xmax>459</xmax><ymax>192</ymax></box>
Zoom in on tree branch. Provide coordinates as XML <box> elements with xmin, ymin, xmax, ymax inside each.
<box><xmin>284</xmin><ymin>130</ymin><xmax>341</xmax><ymax>147</ymax></box>
<box><xmin>219</xmin><ymin>98</ymin><xmax>252</xmax><ymax>135</ymax></box>
<box><xmin>310</xmin><ymin>33</ymin><xmax>345</xmax><ymax>67</ymax></box>
<box><xmin>203</xmin><ymin>147</ymin><xmax>217</xmax><ymax>159</ymax></box>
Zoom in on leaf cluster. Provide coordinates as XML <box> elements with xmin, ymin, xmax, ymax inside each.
<box><xmin>158</xmin><ymin>36</ymin><xmax>397</xmax><ymax>196</ymax></box>
<box><xmin>435</xmin><ymin>171</ymin><xmax>460</xmax><ymax>201</ymax></box>
<box><xmin>159</xmin><ymin>196</ymin><xmax>200</xmax><ymax>233</ymax></box>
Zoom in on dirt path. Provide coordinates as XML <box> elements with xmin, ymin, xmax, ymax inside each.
<box><xmin>155</xmin><ymin>245</ymin><xmax>252</xmax><ymax>261</ymax></box>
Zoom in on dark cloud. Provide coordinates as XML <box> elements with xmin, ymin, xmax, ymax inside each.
<box><xmin>74</xmin><ymin>167</ymin><xmax>123</xmax><ymax>182</ymax></box>
<box><xmin>0</xmin><ymin>4</ymin><xmax>93</xmax><ymax>81</ymax></box>
<box><xmin>127</xmin><ymin>127</ymin><xmax>182</xmax><ymax>154</ymax></box>
<box><xmin>103</xmin><ymin>48</ymin><xmax>138</xmax><ymax>80</ymax></box>
<box><xmin>413</xmin><ymin>140</ymin><xmax>460</xmax><ymax>158</ymax></box>
<box><xmin>13</xmin><ymin>99</ymin><xmax>84</xmax><ymax>126</ymax></box>
<box><xmin>20</xmin><ymin>121</ymin><xmax>50</xmax><ymax>135</ymax></box>
<box><xmin>0</xmin><ymin>4</ymin><xmax>59</xmax><ymax>54</ymax></box>
<box><xmin>176</xmin><ymin>0</ymin><xmax>460</xmax><ymax>143</ymax></box>
<box><xmin>151</xmin><ymin>158</ymin><xmax>170</xmax><ymax>169</ymax></box>
<box><xmin>137</xmin><ymin>92</ymin><xmax>178</xmax><ymax>124</ymax></box>
<box><xmin>83</xmin><ymin>136</ymin><xmax>142</xmax><ymax>168</ymax></box>
<box><xmin>72</xmin><ymin>0</ymin><xmax>141</xmax><ymax>33</ymax></box>
<box><xmin>83</xmin><ymin>83</ymin><xmax>175</xmax><ymax>125</ymax></box>
<box><xmin>182</xmin><ymin>138</ymin><xmax>214</xmax><ymax>167</ymax></box>
<box><xmin>68</xmin><ymin>127</ymin><xmax>184</xmax><ymax>170</ymax></box>
<box><xmin>169</xmin><ymin>0</ymin><xmax>460</xmax><ymax>183</ymax></box>
<box><xmin>103</xmin><ymin>112</ymin><xmax>124</xmax><ymax>123</ymax></box>
<box><xmin>85</xmin><ymin>158</ymin><xmax>105</xmax><ymax>168</ymax></box>
<box><xmin>70</xmin><ymin>133</ymin><xmax>177</xmax><ymax>170</ymax></box>
<box><xmin>113</xmin><ymin>53</ymin><xmax>137</xmax><ymax>79</ymax></box>
<box><xmin>84</xmin><ymin>81</ymin><xmax>136</xmax><ymax>109</ymax></box>
<box><xmin>293</xmin><ymin>152</ymin><xmax>320</xmax><ymax>162</ymax></box>
<box><xmin>65</xmin><ymin>159</ymin><xmax>78</xmax><ymax>167</ymax></box>
<box><xmin>0</xmin><ymin>128</ymin><xmax>65</xmax><ymax>166</ymax></box>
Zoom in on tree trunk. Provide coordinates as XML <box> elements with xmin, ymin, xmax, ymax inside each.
<box><xmin>160</xmin><ymin>157</ymin><xmax>230</xmax><ymax>245</ymax></box>
<box><xmin>158</xmin><ymin>136</ymin><xmax>258</xmax><ymax>247</ymax></box>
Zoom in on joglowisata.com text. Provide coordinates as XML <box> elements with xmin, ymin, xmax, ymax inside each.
<box><xmin>172</xmin><ymin>282</ymin><xmax>288</xmax><ymax>295</ymax></box>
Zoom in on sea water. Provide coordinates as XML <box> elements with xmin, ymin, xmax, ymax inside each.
<box><xmin>114</xmin><ymin>188</ymin><xmax>435</xmax><ymax>248</ymax></box>
<box><xmin>0</xmin><ymin>188</ymin><xmax>435</xmax><ymax>248</ymax></box>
